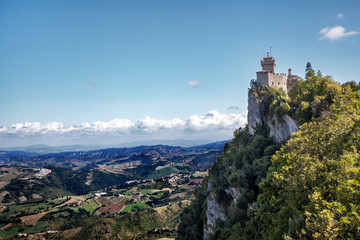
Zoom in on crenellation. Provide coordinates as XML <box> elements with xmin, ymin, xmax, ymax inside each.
<box><xmin>255</xmin><ymin>56</ymin><xmax>300</xmax><ymax>93</ymax></box>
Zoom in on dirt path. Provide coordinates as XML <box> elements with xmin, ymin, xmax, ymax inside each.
<box><xmin>57</xmin><ymin>198</ymin><xmax>78</xmax><ymax>208</ymax></box>
<box><xmin>0</xmin><ymin>223</ymin><xmax>12</xmax><ymax>230</ymax></box>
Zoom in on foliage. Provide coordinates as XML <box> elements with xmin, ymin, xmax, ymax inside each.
<box><xmin>251</xmin><ymin>64</ymin><xmax>341</xmax><ymax>125</ymax></box>
<box><xmin>288</xmin><ymin>72</ymin><xmax>341</xmax><ymax>124</ymax></box>
<box><xmin>177</xmin><ymin>63</ymin><xmax>360</xmax><ymax>240</ymax></box>
<box><xmin>81</xmin><ymin>199</ymin><xmax>101</xmax><ymax>213</ymax></box>
<box><xmin>67</xmin><ymin>209</ymin><xmax>177</xmax><ymax>240</ymax></box>
<box><xmin>250</xmin><ymin>83</ymin><xmax>291</xmax><ymax>120</ymax></box>
<box><xmin>90</xmin><ymin>170</ymin><xmax>129</xmax><ymax>190</ymax></box>
<box><xmin>208</xmin><ymin>124</ymin><xmax>278</xmax><ymax>240</ymax></box>
<box><xmin>147</xmin><ymin>166</ymin><xmax>180</xmax><ymax>179</ymax></box>
<box><xmin>177</xmin><ymin>124</ymin><xmax>278</xmax><ymax>240</ymax></box>
<box><xmin>176</xmin><ymin>180</ymin><xmax>208</xmax><ymax>240</ymax></box>
<box><xmin>305</xmin><ymin>62</ymin><xmax>315</xmax><ymax>80</ymax></box>
<box><xmin>140</xmin><ymin>179</ymin><xmax>171</xmax><ymax>190</ymax></box>
<box><xmin>258</xmin><ymin>90</ymin><xmax>360</xmax><ymax>239</ymax></box>
<box><xmin>121</xmin><ymin>202</ymin><xmax>151</xmax><ymax>213</ymax></box>
<box><xmin>2</xmin><ymin>166</ymin><xmax>133</xmax><ymax>202</ymax></box>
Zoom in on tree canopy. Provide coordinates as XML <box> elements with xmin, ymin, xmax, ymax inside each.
<box><xmin>259</xmin><ymin>89</ymin><xmax>360</xmax><ymax>239</ymax></box>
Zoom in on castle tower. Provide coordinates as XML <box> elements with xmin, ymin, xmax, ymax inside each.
<box><xmin>256</xmin><ymin>56</ymin><xmax>287</xmax><ymax>92</ymax></box>
<box><xmin>287</xmin><ymin>68</ymin><xmax>300</xmax><ymax>91</ymax></box>
<box><xmin>261</xmin><ymin>56</ymin><xmax>276</xmax><ymax>73</ymax></box>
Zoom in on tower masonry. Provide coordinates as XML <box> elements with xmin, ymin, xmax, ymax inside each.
<box><xmin>255</xmin><ymin>56</ymin><xmax>299</xmax><ymax>93</ymax></box>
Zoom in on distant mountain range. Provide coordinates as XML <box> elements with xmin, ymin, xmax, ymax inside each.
<box><xmin>0</xmin><ymin>139</ymin><xmax>229</xmax><ymax>154</ymax></box>
<box><xmin>0</xmin><ymin>140</ymin><xmax>228</xmax><ymax>170</ymax></box>
<box><xmin>0</xmin><ymin>140</ymin><xmax>228</xmax><ymax>203</ymax></box>
<box><xmin>0</xmin><ymin>144</ymin><xmax>103</xmax><ymax>154</ymax></box>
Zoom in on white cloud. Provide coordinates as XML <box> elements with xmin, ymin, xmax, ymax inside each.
<box><xmin>85</xmin><ymin>83</ymin><xmax>95</xmax><ymax>88</ymax></box>
<box><xmin>8</xmin><ymin>122</ymin><xmax>43</xmax><ymax>135</ymax></box>
<box><xmin>136</xmin><ymin>116</ymin><xmax>185</xmax><ymax>132</ymax></box>
<box><xmin>187</xmin><ymin>81</ymin><xmax>203</xmax><ymax>86</ymax></box>
<box><xmin>336</xmin><ymin>13</ymin><xmax>344</xmax><ymax>19</ymax></box>
<box><xmin>0</xmin><ymin>111</ymin><xmax>247</xmax><ymax>138</ymax></box>
<box><xmin>319</xmin><ymin>25</ymin><xmax>359</xmax><ymax>40</ymax></box>
<box><xmin>185</xmin><ymin>110</ymin><xmax>247</xmax><ymax>131</ymax></box>
<box><xmin>92</xmin><ymin>119</ymin><xmax>134</xmax><ymax>132</ymax></box>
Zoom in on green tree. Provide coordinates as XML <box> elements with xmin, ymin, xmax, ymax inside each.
<box><xmin>177</xmin><ymin>124</ymin><xmax>278</xmax><ymax>240</ymax></box>
<box><xmin>305</xmin><ymin>62</ymin><xmax>315</xmax><ymax>80</ymax></box>
<box><xmin>317</xmin><ymin>70</ymin><xmax>322</xmax><ymax>77</ymax></box>
<box><xmin>258</xmin><ymin>90</ymin><xmax>360</xmax><ymax>240</ymax></box>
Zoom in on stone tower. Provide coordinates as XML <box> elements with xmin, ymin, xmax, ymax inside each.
<box><xmin>256</xmin><ymin>56</ymin><xmax>287</xmax><ymax>92</ymax></box>
<box><xmin>261</xmin><ymin>56</ymin><xmax>276</xmax><ymax>73</ymax></box>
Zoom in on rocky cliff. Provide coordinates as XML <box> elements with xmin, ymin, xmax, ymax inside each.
<box><xmin>203</xmin><ymin>182</ymin><xmax>240</xmax><ymax>239</ymax></box>
<box><xmin>177</xmin><ymin>71</ymin><xmax>348</xmax><ymax>240</ymax></box>
<box><xmin>201</xmin><ymin>90</ymin><xmax>298</xmax><ymax>239</ymax></box>
<box><xmin>247</xmin><ymin>92</ymin><xmax>298</xmax><ymax>142</ymax></box>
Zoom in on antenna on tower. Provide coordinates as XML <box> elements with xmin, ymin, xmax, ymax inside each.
<box><xmin>270</xmin><ymin>46</ymin><xmax>272</xmax><ymax>56</ymax></box>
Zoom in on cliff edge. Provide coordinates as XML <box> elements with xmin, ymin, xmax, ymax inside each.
<box><xmin>247</xmin><ymin>91</ymin><xmax>298</xmax><ymax>142</ymax></box>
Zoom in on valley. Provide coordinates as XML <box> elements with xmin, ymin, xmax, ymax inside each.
<box><xmin>0</xmin><ymin>142</ymin><xmax>224</xmax><ymax>239</ymax></box>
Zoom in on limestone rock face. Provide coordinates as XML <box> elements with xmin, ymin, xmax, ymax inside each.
<box><xmin>204</xmin><ymin>193</ymin><xmax>226</xmax><ymax>239</ymax></box>
<box><xmin>203</xmin><ymin>182</ymin><xmax>226</xmax><ymax>239</ymax></box>
<box><xmin>202</xmin><ymin>90</ymin><xmax>299</xmax><ymax>240</ymax></box>
<box><xmin>203</xmin><ymin>183</ymin><xmax>241</xmax><ymax>239</ymax></box>
<box><xmin>225</xmin><ymin>187</ymin><xmax>240</xmax><ymax>204</ymax></box>
<box><xmin>247</xmin><ymin>91</ymin><xmax>298</xmax><ymax>142</ymax></box>
<box><xmin>247</xmin><ymin>93</ymin><xmax>266</xmax><ymax>135</ymax></box>
<box><xmin>268</xmin><ymin>114</ymin><xmax>298</xmax><ymax>142</ymax></box>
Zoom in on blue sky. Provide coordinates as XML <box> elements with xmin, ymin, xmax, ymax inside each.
<box><xmin>0</xmin><ymin>0</ymin><xmax>359</xmax><ymax>147</ymax></box>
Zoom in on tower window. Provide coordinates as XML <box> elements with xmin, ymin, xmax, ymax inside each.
<box><xmin>272</xmin><ymin>82</ymin><xmax>274</xmax><ymax>85</ymax></box>
<box><xmin>278</xmin><ymin>82</ymin><xmax>280</xmax><ymax>85</ymax></box>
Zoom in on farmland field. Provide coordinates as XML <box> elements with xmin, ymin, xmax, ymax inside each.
<box><xmin>121</xmin><ymin>202</ymin><xmax>151</xmax><ymax>213</ymax></box>
<box><xmin>82</xmin><ymin>199</ymin><xmax>101</xmax><ymax>213</ymax></box>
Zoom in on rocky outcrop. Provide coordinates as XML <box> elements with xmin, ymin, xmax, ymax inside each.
<box><xmin>247</xmin><ymin>93</ymin><xmax>266</xmax><ymax>135</ymax></box>
<box><xmin>203</xmin><ymin>183</ymin><xmax>241</xmax><ymax>239</ymax></box>
<box><xmin>247</xmin><ymin>91</ymin><xmax>298</xmax><ymax>142</ymax></box>
<box><xmin>204</xmin><ymin>193</ymin><xmax>226</xmax><ymax>239</ymax></box>
<box><xmin>204</xmin><ymin>182</ymin><xmax>226</xmax><ymax>239</ymax></box>
<box><xmin>225</xmin><ymin>187</ymin><xmax>240</xmax><ymax>204</ymax></box>
<box><xmin>203</xmin><ymin>90</ymin><xmax>299</xmax><ymax>240</ymax></box>
<box><xmin>268</xmin><ymin>114</ymin><xmax>298</xmax><ymax>142</ymax></box>
<box><xmin>35</xmin><ymin>168</ymin><xmax>52</xmax><ymax>178</ymax></box>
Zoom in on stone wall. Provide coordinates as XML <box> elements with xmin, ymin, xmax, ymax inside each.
<box><xmin>268</xmin><ymin>73</ymin><xmax>287</xmax><ymax>90</ymax></box>
<box><xmin>256</xmin><ymin>71</ymin><xmax>269</xmax><ymax>86</ymax></box>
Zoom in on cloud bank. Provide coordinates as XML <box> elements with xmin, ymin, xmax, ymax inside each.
<box><xmin>0</xmin><ymin>110</ymin><xmax>247</xmax><ymax>140</ymax></box>
<box><xmin>319</xmin><ymin>25</ymin><xmax>358</xmax><ymax>40</ymax></box>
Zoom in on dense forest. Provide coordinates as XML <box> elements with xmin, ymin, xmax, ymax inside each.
<box><xmin>177</xmin><ymin>64</ymin><xmax>360</xmax><ymax>239</ymax></box>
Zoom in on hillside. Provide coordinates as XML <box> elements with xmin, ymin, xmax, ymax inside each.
<box><xmin>0</xmin><ymin>172</ymin><xmax>203</xmax><ymax>239</ymax></box>
<box><xmin>177</xmin><ymin>68</ymin><xmax>360</xmax><ymax>239</ymax></box>
<box><xmin>0</xmin><ymin>142</ymin><xmax>227</xmax><ymax>170</ymax></box>
<box><xmin>0</xmin><ymin>142</ymin><xmax>225</xmax><ymax>203</ymax></box>
<box><xmin>0</xmin><ymin>142</ymin><xmax>225</xmax><ymax>239</ymax></box>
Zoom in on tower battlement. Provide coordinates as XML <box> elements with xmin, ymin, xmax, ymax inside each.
<box><xmin>257</xmin><ymin>72</ymin><xmax>286</xmax><ymax>76</ymax></box>
<box><xmin>255</xmin><ymin>56</ymin><xmax>299</xmax><ymax>93</ymax></box>
<box><xmin>261</xmin><ymin>56</ymin><xmax>276</xmax><ymax>73</ymax></box>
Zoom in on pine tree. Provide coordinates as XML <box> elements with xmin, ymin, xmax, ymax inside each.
<box><xmin>305</xmin><ymin>62</ymin><xmax>315</xmax><ymax>79</ymax></box>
